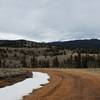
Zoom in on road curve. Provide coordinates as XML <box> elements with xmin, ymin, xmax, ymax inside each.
<box><xmin>23</xmin><ymin>69</ymin><xmax>100</xmax><ymax>100</ymax></box>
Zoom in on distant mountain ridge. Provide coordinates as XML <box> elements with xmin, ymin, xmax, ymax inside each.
<box><xmin>0</xmin><ymin>39</ymin><xmax>100</xmax><ymax>49</ymax></box>
<box><xmin>0</xmin><ymin>40</ymin><xmax>45</xmax><ymax>48</ymax></box>
<box><xmin>48</xmin><ymin>39</ymin><xmax>100</xmax><ymax>49</ymax></box>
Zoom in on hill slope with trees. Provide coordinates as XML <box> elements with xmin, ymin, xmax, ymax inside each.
<box><xmin>0</xmin><ymin>39</ymin><xmax>100</xmax><ymax>68</ymax></box>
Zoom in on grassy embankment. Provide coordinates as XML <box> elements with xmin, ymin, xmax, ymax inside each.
<box><xmin>0</xmin><ymin>68</ymin><xmax>32</xmax><ymax>88</ymax></box>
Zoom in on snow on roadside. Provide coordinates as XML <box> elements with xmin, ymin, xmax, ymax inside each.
<box><xmin>0</xmin><ymin>72</ymin><xmax>50</xmax><ymax>100</ymax></box>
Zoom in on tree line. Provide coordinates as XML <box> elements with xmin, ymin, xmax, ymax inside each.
<box><xmin>0</xmin><ymin>48</ymin><xmax>100</xmax><ymax>68</ymax></box>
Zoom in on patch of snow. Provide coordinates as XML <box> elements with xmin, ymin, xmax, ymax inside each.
<box><xmin>0</xmin><ymin>72</ymin><xmax>50</xmax><ymax>100</ymax></box>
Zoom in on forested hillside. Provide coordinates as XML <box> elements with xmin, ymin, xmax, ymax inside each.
<box><xmin>0</xmin><ymin>39</ymin><xmax>100</xmax><ymax>68</ymax></box>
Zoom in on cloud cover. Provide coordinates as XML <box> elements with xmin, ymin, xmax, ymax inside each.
<box><xmin>0</xmin><ymin>0</ymin><xmax>100</xmax><ymax>42</ymax></box>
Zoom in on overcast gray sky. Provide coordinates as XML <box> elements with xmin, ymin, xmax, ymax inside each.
<box><xmin>0</xmin><ymin>0</ymin><xmax>100</xmax><ymax>42</ymax></box>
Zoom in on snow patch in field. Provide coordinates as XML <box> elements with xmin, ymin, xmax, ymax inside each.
<box><xmin>0</xmin><ymin>72</ymin><xmax>50</xmax><ymax>100</ymax></box>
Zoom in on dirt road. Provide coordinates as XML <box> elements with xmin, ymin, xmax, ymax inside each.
<box><xmin>23</xmin><ymin>69</ymin><xmax>100</xmax><ymax>100</ymax></box>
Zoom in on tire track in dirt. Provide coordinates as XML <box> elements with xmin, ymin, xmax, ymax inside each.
<box><xmin>23</xmin><ymin>69</ymin><xmax>100</xmax><ymax>100</ymax></box>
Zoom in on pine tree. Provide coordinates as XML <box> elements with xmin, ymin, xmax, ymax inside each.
<box><xmin>21</xmin><ymin>56</ymin><xmax>27</xmax><ymax>67</ymax></box>
<box><xmin>53</xmin><ymin>57</ymin><xmax>59</xmax><ymax>68</ymax></box>
<box><xmin>31</xmin><ymin>57</ymin><xmax>37</xmax><ymax>68</ymax></box>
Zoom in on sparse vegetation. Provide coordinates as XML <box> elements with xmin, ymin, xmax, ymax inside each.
<box><xmin>0</xmin><ymin>68</ymin><xmax>32</xmax><ymax>88</ymax></box>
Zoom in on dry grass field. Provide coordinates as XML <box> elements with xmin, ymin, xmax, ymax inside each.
<box><xmin>0</xmin><ymin>68</ymin><xmax>32</xmax><ymax>88</ymax></box>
